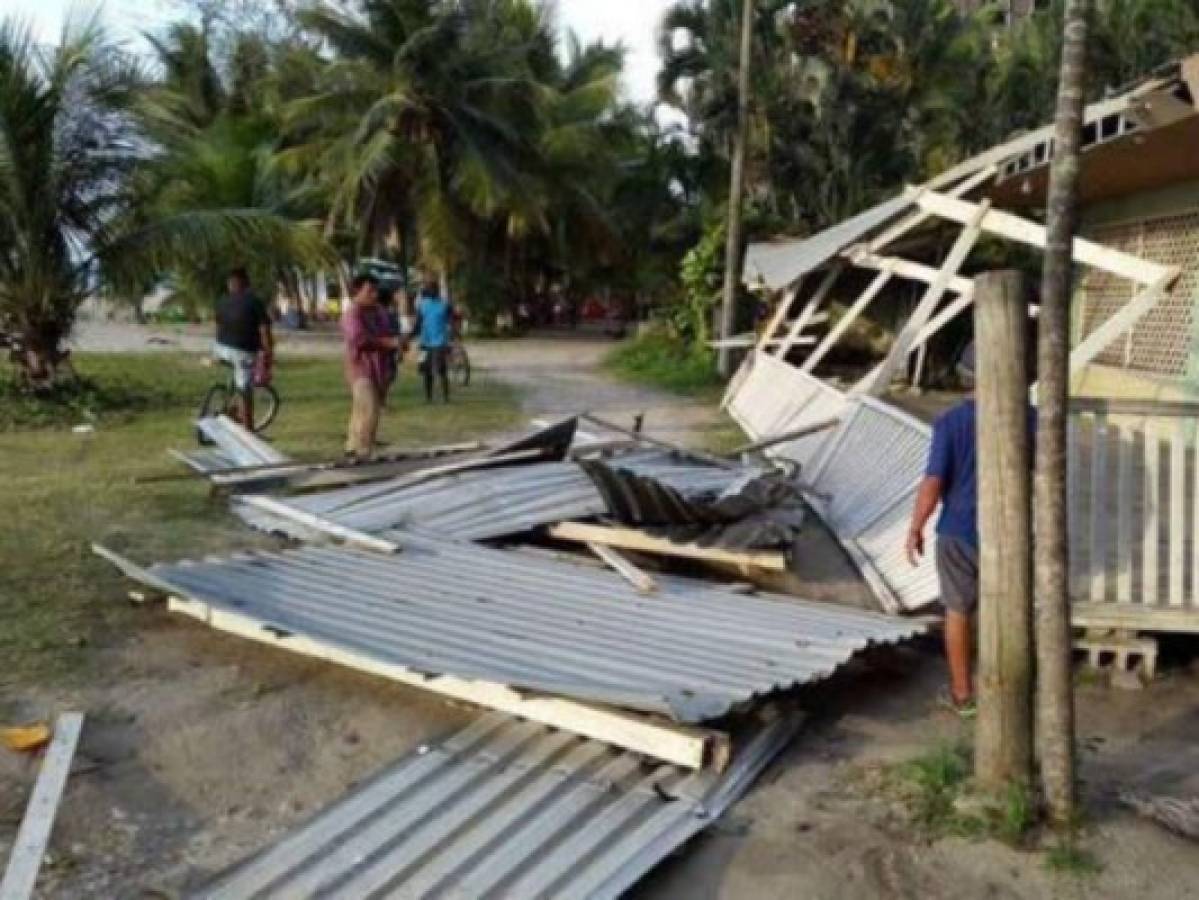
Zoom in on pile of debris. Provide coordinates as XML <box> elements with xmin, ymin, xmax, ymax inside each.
<box><xmin>92</xmin><ymin>413</ymin><xmax>925</xmax><ymax>897</ymax></box>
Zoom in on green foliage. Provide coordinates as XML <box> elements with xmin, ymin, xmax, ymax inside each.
<box><xmin>884</xmin><ymin>742</ymin><xmax>1033</xmax><ymax>845</ymax></box>
<box><xmin>0</xmin><ymin>13</ymin><xmax>331</xmax><ymax>377</ymax></box>
<box><xmin>893</xmin><ymin>742</ymin><xmax>976</xmax><ymax>835</ymax></box>
<box><xmin>678</xmin><ymin>221</ymin><xmax>727</xmax><ymax>346</ymax></box>
<box><xmin>604</xmin><ymin>331</ymin><xmax>721</xmax><ymax>395</ymax></box>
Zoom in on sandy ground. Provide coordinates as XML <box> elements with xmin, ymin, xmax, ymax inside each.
<box><xmin>3</xmin><ymin>325</ymin><xmax>1198</xmax><ymax>898</ymax></box>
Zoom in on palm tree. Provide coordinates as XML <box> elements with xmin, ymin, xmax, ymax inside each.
<box><xmin>137</xmin><ymin>23</ymin><xmax>331</xmax><ymax>316</ymax></box>
<box><xmin>284</xmin><ymin>0</ymin><xmax>548</xmax><ymax>281</ymax></box>
<box><xmin>0</xmin><ymin>14</ymin><xmax>327</xmax><ymax>387</ymax></box>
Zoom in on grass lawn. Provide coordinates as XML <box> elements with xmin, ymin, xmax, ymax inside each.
<box><xmin>602</xmin><ymin>332</ymin><xmax>725</xmax><ymax>398</ymax></box>
<box><xmin>0</xmin><ymin>352</ymin><xmax>521</xmax><ymax>691</ymax></box>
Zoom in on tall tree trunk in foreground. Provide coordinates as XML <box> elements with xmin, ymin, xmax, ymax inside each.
<box><xmin>974</xmin><ymin>270</ymin><xmax>1034</xmax><ymax>793</ymax></box>
<box><xmin>717</xmin><ymin>0</ymin><xmax>755</xmax><ymax>378</ymax></box>
<box><xmin>1036</xmin><ymin>0</ymin><xmax>1091</xmax><ymax>827</ymax></box>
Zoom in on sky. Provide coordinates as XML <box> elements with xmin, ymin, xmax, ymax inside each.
<box><xmin>13</xmin><ymin>0</ymin><xmax>676</xmax><ymax>104</ymax></box>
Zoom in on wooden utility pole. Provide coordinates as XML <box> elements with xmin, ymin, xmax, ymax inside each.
<box><xmin>1036</xmin><ymin>0</ymin><xmax>1091</xmax><ymax>826</ymax></box>
<box><xmin>974</xmin><ymin>270</ymin><xmax>1034</xmax><ymax>792</ymax></box>
<box><xmin>717</xmin><ymin>0</ymin><xmax>755</xmax><ymax>377</ymax></box>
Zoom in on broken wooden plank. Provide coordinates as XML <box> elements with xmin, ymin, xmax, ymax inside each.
<box><xmin>237</xmin><ymin>496</ymin><xmax>401</xmax><ymax>553</ymax></box>
<box><xmin>854</xmin><ymin>201</ymin><xmax>990</xmax><ymax>396</ymax></box>
<box><xmin>549</xmin><ymin>522</ymin><xmax>788</xmax><ymax>573</ymax></box>
<box><xmin>585</xmin><ymin>543</ymin><xmax>658</xmax><ymax>594</ymax></box>
<box><xmin>728</xmin><ymin>417</ymin><xmax>840</xmax><ymax>456</ymax></box>
<box><xmin>849</xmin><ymin>253</ymin><xmax>975</xmax><ymax>296</ymax></box>
<box><xmin>0</xmin><ymin>713</ymin><xmax>84</xmax><ymax>900</ymax></box>
<box><xmin>773</xmin><ymin>265</ymin><xmax>842</xmax><ymax>357</ymax></box>
<box><xmin>802</xmin><ymin>268</ymin><xmax>894</xmax><ymax>374</ymax></box>
<box><xmin>917</xmin><ymin>191</ymin><xmax>1175</xmax><ymax>285</ymax></box>
<box><xmin>166</xmin><ymin>596</ymin><xmax>724</xmax><ymax>770</ymax></box>
<box><xmin>1067</xmin><ymin>274</ymin><xmax>1179</xmax><ymax>373</ymax></box>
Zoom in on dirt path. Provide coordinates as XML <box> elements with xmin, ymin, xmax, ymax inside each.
<box><xmin>5</xmin><ymin>333</ymin><xmax>1199</xmax><ymax>898</ymax></box>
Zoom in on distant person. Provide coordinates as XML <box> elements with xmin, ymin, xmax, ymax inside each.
<box><xmin>342</xmin><ymin>274</ymin><xmax>402</xmax><ymax>459</ymax></box>
<box><xmin>213</xmin><ymin>267</ymin><xmax>272</xmax><ymax>430</ymax></box>
<box><xmin>411</xmin><ymin>280</ymin><xmax>454</xmax><ymax>403</ymax></box>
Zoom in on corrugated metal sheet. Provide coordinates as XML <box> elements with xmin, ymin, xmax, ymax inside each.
<box><xmin>805</xmin><ymin>398</ymin><xmax>939</xmax><ymax>613</ymax></box>
<box><xmin>236</xmin><ymin>452</ymin><xmax>754</xmax><ymax>543</ymax></box>
<box><xmin>196</xmin><ymin>416</ymin><xmax>290</xmax><ymax>468</ymax></box>
<box><xmin>742</xmin><ymin>194</ymin><xmax>913</xmax><ymax>291</ymax></box>
<box><xmin>192</xmin><ymin>710</ymin><xmax>803</xmax><ymax>900</ymax></box>
<box><xmin>726</xmin><ymin>355</ymin><xmax>940</xmax><ymax>613</ymax></box>
<box><xmin>577</xmin><ymin>459</ymin><xmax>806</xmax><ymax>550</ymax></box>
<box><xmin>728</xmin><ymin>352</ymin><xmax>849</xmax><ymax>472</ymax></box>
<box><xmin>117</xmin><ymin>536</ymin><xmax>923</xmax><ymax>723</ymax></box>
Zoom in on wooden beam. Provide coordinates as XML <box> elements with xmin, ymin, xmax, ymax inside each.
<box><xmin>755</xmin><ymin>281</ymin><xmax>802</xmax><ymax>352</ymax></box>
<box><xmin>917</xmin><ymin>191</ymin><xmax>1175</xmax><ymax>286</ymax></box>
<box><xmin>774</xmin><ymin>266</ymin><xmax>842</xmax><ymax>357</ymax></box>
<box><xmin>0</xmin><ymin>713</ymin><xmax>84</xmax><ymax>900</ymax></box>
<box><xmin>1068</xmin><ymin>274</ymin><xmax>1178</xmax><ymax>372</ymax></box>
<box><xmin>549</xmin><ymin>522</ymin><xmax>787</xmax><ymax>572</ymax></box>
<box><xmin>167</xmin><ymin>596</ymin><xmax>723</xmax><ymax>769</ymax></box>
<box><xmin>237</xmin><ymin>496</ymin><xmax>401</xmax><ymax>553</ymax></box>
<box><xmin>851</xmin><ymin>252</ymin><xmax>974</xmax><ymax>296</ymax></box>
<box><xmin>802</xmin><ymin>268</ymin><xmax>893</xmax><ymax>374</ymax></box>
<box><xmin>1070</xmin><ymin>601</ymin><xmax>1199</xmax><ymax>634</ymax></box>
<box><xmin>585</xmin><ymin>543</ymin><xmax>658</xmax><ymax>594</ymax></box>
<box><xmin>855</xmin><ymin>201</ymin><xmax>990</xmax><ymax>395</ymax></box>
<box><xmin>709</xmin><ymin>335</ymin><xmax>816</xmax><ymax>350</ymax></box>
<box><xmin>729</xmin><ymin>417</ymin><xmax>840</xmax><ymax>456</ymax></box>
<box><xmin>867</xmin><ymin>164</ymin><xmax>1000</xmax><ymax>254</ymax></box>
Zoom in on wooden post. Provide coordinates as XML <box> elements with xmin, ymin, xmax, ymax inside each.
<box><xmin>974</xmin><ymin>270</ymin><xmax>1034</xmax><ymax>792</ymax></box>
<box><xmin>717</xmin><ymin>0</ymin><xmax>756</xmax><ymax>377</ymax></box>
<box><xmin>1036</xmin><ymin>0</ymin><xmax>1090</xmax><ymax>828</ymax></box>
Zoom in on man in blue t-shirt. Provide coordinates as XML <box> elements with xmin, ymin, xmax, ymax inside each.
<box><xmin>907</xmin><ymin>339</ymin><xmax>1036</xmax><ymax>715</ymax></box>
<box><xmin>907</xmin><ymin>398</ymin><xmax>979</xmax><ymax>714</ymax></box>
<box><xmin>411</xmin><ymin>280</ymin><xmax>455</xmax><ymax>403</ymax></box>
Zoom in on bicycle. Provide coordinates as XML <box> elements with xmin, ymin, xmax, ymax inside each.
<box><xmin>449</xmin><ymin>339</ymin><xmax>471</xmax><ymax>387</ymax></box>
<box><xmin>197</xmin><ymin>356</ymin><xmax>280</xmax><ymax>442</ymax></box>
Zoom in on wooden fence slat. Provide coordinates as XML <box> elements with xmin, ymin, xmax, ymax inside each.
<box><xmin>1068</xmin><ymin>416</ymin><xmax>1083</xmax><ymax>595</ymax></box>
<box><xmin>1143</xmin><ymin>424</ymin><xmax>1160</xmax><ymax>608</ymax></box>
<box><xmin>1090</xmin><ymin>413</ymin><xmax>1109</xmax><ymax>603</ymax></box>
<box><xmin>1116</xmin><ymin>424</ymin><xmax>1134</xmax><ymax>604</ymax></box>
<box><xmin>1169</xmin><ymin>420</ymin><xmax>1186</xmax><ymax>607</ymax></box>
<box><xmin>0</xmin><ymin>713</ymin><xmax>84</xmax><ymax>900</ymax></box>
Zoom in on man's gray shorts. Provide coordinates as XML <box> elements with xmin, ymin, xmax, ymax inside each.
<box><xmin>936</xmin><ymin>535</ymin><xmax>979</xmax><ymax>615</ymax></box>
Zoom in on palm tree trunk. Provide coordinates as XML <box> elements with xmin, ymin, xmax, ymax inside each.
<box><xmin>717</xmin><ymin>0</ymin><xmax>755</xmax><ymax>378</ymax></box>
<box><xmin>1036</xmin><ymin>0</ymin><xmax>1091</xmax><ymax>828</ymax></box>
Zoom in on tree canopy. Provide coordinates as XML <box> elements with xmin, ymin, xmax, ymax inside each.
<box><xmin>1</xmin><ymin>0</ymin><xmax>1196</xmax><ymax>381</ymax></box>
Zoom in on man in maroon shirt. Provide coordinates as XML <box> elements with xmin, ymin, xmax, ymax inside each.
<box><xmin>342</xmin><ymin>274</ymin><xmax>402</xmax><ymax>459</ymax></box>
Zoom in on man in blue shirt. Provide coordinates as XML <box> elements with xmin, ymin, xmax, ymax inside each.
<box><xmin>411</xmin><ymin>280</ymin><xmax>455</xmax><ymax>403</ymax></box>
<box><xmin>907</xmin><ymin>398</ymin><xmax>979</xmax><ymax>714</ymax></box>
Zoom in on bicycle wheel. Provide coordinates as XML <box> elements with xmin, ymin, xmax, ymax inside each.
<box><xmin>252</xmin><ymin>384</ymin><xmax>281</xmax><ymax>433</ymax></box>
<box><xmin>197</xmin><ymin>383</ymin><xmax>230</xmax><ymax>444</ymax></box>
<box><xmin>452</xmin><ymin>346</ymin><xmax>471</xmax><ymax>387</ymax></box>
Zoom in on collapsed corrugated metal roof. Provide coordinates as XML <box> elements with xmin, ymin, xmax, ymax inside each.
<box><xmin>110</xmin><ymin>536</ymin><xmax>923</xmax><ymax>723</ymax></box>
<box><xmin>178</xmin><ymin>416</ymin><xmax>291</xmax><ymax>473</ymax></box>
<box><xmin>235</xmin><ymin>451</ymin><xmax>757</xmax><ymax>543</ymax></box>
<box><xmin>192</xmin><ymin>710</ymin><xmax>803</xmax><ymax>900</ymax></box>
<box><xmin>577</xmin><ymin>459</ymin><xmax>806</xmax><ymax>549</ymax></box>
<box><xmin>742</xmin><ymin>194</ymin><xmax>913</xmax><ymax>291</ymax></box>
